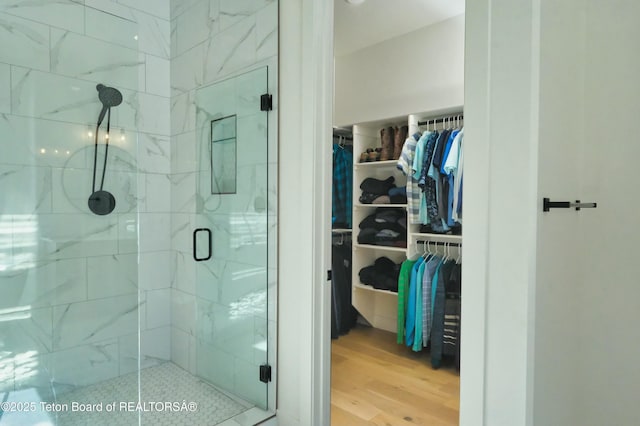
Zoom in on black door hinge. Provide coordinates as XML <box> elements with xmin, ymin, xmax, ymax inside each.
<box><xmin>327</xmin><ymin>270</ymin><xmax>332</xmax><ymax>281</ymax></box>
<box><xmin>260</xmin><ymin>94</ymin><xmax>272</xmax><ymax>111</ymax></box>
<box><xmin>259</xmin><ymin>364</ymin><xmax>272</xmax><ymax>383</ymax></box>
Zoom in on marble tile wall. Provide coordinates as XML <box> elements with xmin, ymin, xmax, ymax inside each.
<box><xmin>169</xmin><ymin>0</ymin><xmax>278</xmax><ymax>411</ymax></box>
<box><xmin>0</xmin><ymin>0</ymin><xmax>278</xmax><ymax>412</ymax></box>
<box><xmin>0</xmin><ymin>0</ymin><xmax>171</xmax><ymax>400</ymax></box>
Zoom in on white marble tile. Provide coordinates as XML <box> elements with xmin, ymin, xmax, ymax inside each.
<box><xmin>203</xmin><ymin>18</ymin><xmax>256</xmax><ymax>86</ymax></box>
<box><xmin>144</xmin><ymin>173</ymin><xmax>171</xmax><ymax>212</ymax></box>
<box><xmin>256</xmin><ymin>2</ymin><xmax>277</xmax><ymax>61</ymax></box>
<box><xmin>171</xmin><ymin>0</ymin><xmax>202</xmax><ymax>19</ymax></box>
<box><xmin>233</xmin><ymin>355</ymin><xmax>266</xmax><ymax>408</ymax></box>
<box><xmin>196</xmin><ymin>340</ymin><xmax>234</xmax><ymax>392</ymax></box>
<box><xmin>171</xmin><ymin>90</ymin><xmax>196</xmax><ymax>135</ymax></box>
<box><xmin>171</xmin><ymin>288</ymin><xmax>196</xmax><ymax>335</ymax></box>
<box><xmin>117</xmin><ymin>212</ymin><xmax>138</xmax><ymax>254</ymax></box>
<box><xmin>118</xmin><ymin>0</ymin><xmax>170</xmax><ymax>21</ymax></box>
<box><xmin>195</xmin><ymin>73</ymin><xmax>236</xmax><ymax>122</ymax></box>
<box><xmin>11</xmin><ymin>352</ymin><xmax>54</xmax><ymax>402</ymax></box>
<box><xmin>51</xmin><ymin>29</ymin><xmax>143</xmax><ymax>92</ymax></box>
<box><xmin>140</xmin><ymin>326</ymin><xmax>171</xmax><ymax>363</ymax></box>
<box><xmin>0</xmin><ymin>63</ymin><xmax>9</xmax><ymax>113</ymax></box>
<box><xmin>0</xmin><ymin>114</ymin><xmax>92</xmax><ymax>169</ymax></box>
<box><xmin>170</xmin><ymin>213</ymin><xmax>193</xmax><ymax>253</ymax></box>
<box><xmin>85</xmin><ymin>5</ymin><xmax>138</xmax><ymax>50</ymax></box>
<box><xmin>170</xmin><ymin>172</ymin><xmax>197</xmax><ymax>212</ymax></box>
<box><xmin>170</xmin><ymin>16</ymin><xmax>177</xmax><ymax>57</ymax></box>
<box><xmin>170</xmin><ymin>326</ymin><xmax>190</xmax><ymax>371</ymax></box>
<box><xmin>219</xmin><ymin>0</ymin><xmax>271</xmax><ymax>31</ymax></box>
<box><xmin>196</xmin><ymin>299</ymin><xmax>257</xmax><ymax>366</ymax></box>
<box><xmin>171</xmin><ymin>131</ymin><xmax>197</xmax><ymax>174</ymax></box>
<box><xmin>145</xmin><ymin>54</ymin><xmax>170</xmax><ymax>97</ymax></box>
<box><xmin>16</xmin><ymin>213</ymin><xmax>120</xmax><ymax>261</ymax></box>
<box><xmin>137</xmin><ymin>92</ymin><xmax>171</xmax><ymax>135</ymax></box>
<box><xmin>0</xmin><ymin>306</ymin><xmax>53</xmax><ymax>354</ymax></box>
<box><xmin>0</xmin><ymin>258</ymin><xmax>87</xmax><ymax>309</ymax></box>
<box><xmin>171</xmin><ymin>248</ymin><xmax>196</xmax><ymax>294</ymax></box>
<box><xmin>87</xmin><ymin>253</ymin><xmax>138</xmax><ymax>299</ymax></box>
<box><xmin>0</xmin><ymin>13</ymin><xmax>49</xmax><ymax>72</ymax></box>
<box><xmin>146</xmin><ymin>289</ymin><xmax>171</xmax><ymax>328</ymax></box>
<box><xmin>52</xmin><ymin>295</ymin><xmax>140</xmax><ymax>349</ymax></box>
<box><xmin>0</xmin><ymin>165</ymin><xmax>52</xmax><ymax>214</ymax></box>
<box><xmin>175</xmin><ymin>0</ymin><xmax>218</xmax><ymax>56</ymax></box>
<box><xmin>138</xmin><ymin>132</ymin><xmax>171</xmax><ymax>173</ymax></box>
<box><xmin>195</xmin><ymin>258</ymin><xmax>267</xmax><ymax>307</ymax></box>
<box><xmin>131</xmin><ymin>9</ymin><xmax>170</xmax><ymax>59</ymax></box>
<box><xmin>53</xmin><ymin>167</ymin><xmax>140</xmax><ymax>215</ymax></box>
<box><xmin>85</xmin><ymin>0</ymin><xmax>135</xmax><ymax>21</ymax></box>
<box><xmin>0</xmin><ymin>0</ymin><xmax>84</xmax><ymax>34</ymax></box>
<box><xmin>171</xmin><ymin>43</ymin><xmax>205</xmax><ymax>95</ymax></box>
<box><xmin>10</xmin><ymin>67</ymin><xmax>138</xmax><ymax>130</ymax></box>
<box><xmin>193</xmin><ymin>212</ymin><xmax>267</xmax><ymax>266</ymax></box>
<box><xmin>51</xmin><ymin>339</ymin><xmax>120</xmax><ymax>388</ymax></box>
<box><xmin>235</xmin><ymin>70</ymin><xmax>267</xmax><ymax>118</ymax></box>
<box><xmin>139</xmin><ymin>213</ymin><xmax>171</xmax><ymax>252</ymax></box>
<box><xmin>139</xmin><ymin>250</ymin><xmax>172</xmax><ymax>290</ymax></box>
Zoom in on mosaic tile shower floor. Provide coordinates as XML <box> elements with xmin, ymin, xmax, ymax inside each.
<box><xmin>31</xmin><ymin>362</ymin><xmax>246</xmax><ymax>426</ymax></box>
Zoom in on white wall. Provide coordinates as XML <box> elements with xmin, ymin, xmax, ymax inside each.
<box><xmin>334</xmin><ymin>14</ymin><xmax>464</xmax><ymax>127</ymax></box>
<box><xmin>462</xmin><ymin>0</ymin><xmax>539</xmax><ymax>424</ymax></box>
<box><xmin>277</xmin><ymin>0</ymin><xmax>333</xmax><ymax>424</ymax></box>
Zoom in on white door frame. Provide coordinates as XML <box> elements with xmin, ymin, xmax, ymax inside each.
<box><xmin>280</xmin><ymin>1</ymin><xmax>544</xmax><ymax>425</ymax></box>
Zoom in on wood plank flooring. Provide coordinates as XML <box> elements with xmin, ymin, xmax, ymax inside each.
<box><xmin>331</xmin><ymin>325</ymin><xmax>460</xmax><ymax>426</ymax></box>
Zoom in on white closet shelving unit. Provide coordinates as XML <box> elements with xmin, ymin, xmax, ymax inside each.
<box><xmin>351</xmin><ymin>110</ymin><xmax>463</xmax><ymax>333</ymax></box>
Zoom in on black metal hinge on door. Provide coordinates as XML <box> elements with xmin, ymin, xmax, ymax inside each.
<box><xmin>260</xmin><ymin>94</ymin><xmax>272</xmax><ymax>111</ymax></box>
<box><xmin>259</xmin><ymin>364</ymin><xmax>272</xmax><ymax>383</ymax></box>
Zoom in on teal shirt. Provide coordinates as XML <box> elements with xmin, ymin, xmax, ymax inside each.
<box><xmin>396</xmin><ymin>259</ymin><xmax>417</xmax><ymax>344</ymax></box>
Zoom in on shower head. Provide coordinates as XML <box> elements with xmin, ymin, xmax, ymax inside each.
<box><xmin>97</xmin><ymin>84</ymin><xmax>123</xmax><ymax>107</ymax></box>
<box><xmin>96</xmin><ymin>84</ymin><xmax>123</xmax><ymax>126</ymax></box>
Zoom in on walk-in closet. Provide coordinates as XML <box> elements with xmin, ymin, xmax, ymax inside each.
<box><xmin>331</xmin><ymin>1</ymin><xmax>465</xmax><ymax>424</ymax></box>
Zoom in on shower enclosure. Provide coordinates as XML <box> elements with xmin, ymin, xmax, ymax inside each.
<box><xmin>0</xmin><ymin>2</ymin><xmax>275</xmax><ymax>425</ymax></box>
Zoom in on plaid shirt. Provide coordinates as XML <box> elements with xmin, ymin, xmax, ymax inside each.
<box><xmin>332</xmin><ymin>144</ymin><xmax>353</xmax><ymax>228</ymax></box>
<box><xmin>397</xmin><ymin>133</ymin><xmax>421</xmax><ymax>222</ymax></box>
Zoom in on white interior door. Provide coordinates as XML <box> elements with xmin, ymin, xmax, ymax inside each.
<box><xmin>534</xmin><ymin>1</ymin><xmax>640</xmax><ymax>425</ymax></box>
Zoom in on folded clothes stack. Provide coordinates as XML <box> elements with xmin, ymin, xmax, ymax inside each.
<box><xmin>359</xmin><ymin>176</ymin><xmax>408</xmax><ymax>205</ymax></box>
<box><xmin>357</xmin><ymin>207</ymin><xmax>407</xmax><ymax>247</ymax></box>
<box><xmin>359</xmin><ymin>256</ymin><xmax>402</xmax><ymax>292</ymax></box>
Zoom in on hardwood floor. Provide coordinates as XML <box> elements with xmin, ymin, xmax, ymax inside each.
<box><xmin>331</xmin><ymin>325</ymin><xmax>460</xmax><ymax>426</ymax></box>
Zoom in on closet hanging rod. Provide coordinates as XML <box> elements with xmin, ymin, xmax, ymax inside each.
<box><xmin>417</xmin><ymin>114</ymin><xmax>464</xmax><ymax>126</ymax></box>
<box><xmin>333</xmin><ymin>135</ymin><xmax>353</xmax><ymax>141</ymax></box>
<box><xmin>416</xmin><ymin>240</ymin><xmax>462</xmax><ymax>247</ymax></box>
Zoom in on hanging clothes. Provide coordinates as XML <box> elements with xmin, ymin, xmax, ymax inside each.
<box><xmin>331</xmin><ymin>237</ymin><xmax>356</xmax><ymax>339</ymax></box>
<box><xmin>332</xmin><ymin>143</ymin><xmax>353</xmax><ymax>228</ymax></box>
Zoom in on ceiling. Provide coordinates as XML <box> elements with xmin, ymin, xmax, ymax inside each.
<box><xmin>334</xmin><ymin>0</ymin><xmax>465</xmax><ymax>57</ymax></box>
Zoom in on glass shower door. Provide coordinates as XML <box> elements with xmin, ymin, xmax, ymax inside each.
<box><xmin>193</xmin><ymin>67</ymin><xmax>270</xmax><ymax>409</ymax></box>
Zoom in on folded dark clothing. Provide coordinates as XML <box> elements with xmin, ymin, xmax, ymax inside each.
<box><xmin>388</xmin><ymin>186</ymin><xmax>407</xmax><ymax>197</ymax></box>
<box><xmin>419</xmin><ymin>223</ymin><xmax>462</xmax><ymax>235</ymax></box>
<box><xmin>389</xmin><ymin>194</ymin><xmax>407</xmax><ymax>204</ymax></box>
<box><xmin>374</xmin><ymin>207</ymin><xmax>405</xmax><ymax>223</ymax></box>
<box><xmin>360</xmin><ymin>176</ymin><xmax>395</xmax><ymax>195</ymax></box>
<box><xmin>359</xmin><ymin>192</ymin><xmax>379</xmax><ymax>204</ymax></box>
<box><xmin>375</xmin><ymin>240</ymin><xmax>407</xmax><ymax>248</ymax></box>
<box><xmin>359</xmin><ymin>214</ymin><xmax>406</xmax><ymax>234</ymax></box>
<box><xmin>372</xmin><ymin>195</ymin><xmax>391</xmax><ymax>204</ymax></box>
<box><xmin>357</xmin><ymin>228</ymin><xmax>377</xmax><ymax>244</ymax></box>
<box><xmin>358</xmin><ymin>256</ymin><xmax>402</xmax><ymax>292</ymax></box>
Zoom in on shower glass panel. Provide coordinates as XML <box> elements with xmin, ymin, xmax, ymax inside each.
<box><xmin>0</xmin><ymin>5</ymin><xmax>143</xmax><ymax>425</ymax></box>
<box><xmin>194</xmin><ymin>67</ymin><xmax>270</xmax><ymax>409</ymax></box>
